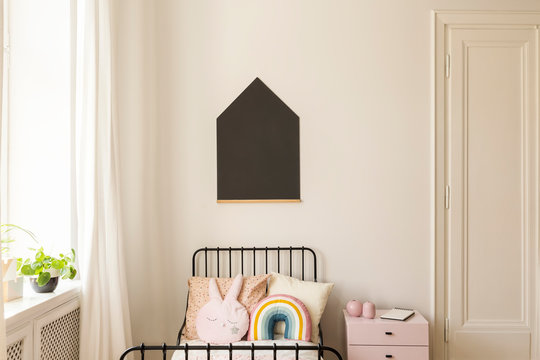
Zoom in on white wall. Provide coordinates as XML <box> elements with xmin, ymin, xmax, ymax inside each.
<box><xmin>115</xmin><ymin>1</ymin><xmax>540</xmax><ymax>358</ymax></box>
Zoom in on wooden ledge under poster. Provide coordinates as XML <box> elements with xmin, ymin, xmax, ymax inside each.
<box><xmin>217</xmin><ymin>78</ymin><xmax>300</xmax><ymax>203</ymax></box>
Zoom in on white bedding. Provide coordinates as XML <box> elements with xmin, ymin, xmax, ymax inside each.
<box><xmin>172</xmin><ymin>340</ymin><xmax>322</xmax><ymax>360</ymax></box>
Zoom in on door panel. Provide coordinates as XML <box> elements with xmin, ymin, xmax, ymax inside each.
<box><xmin>454</xmin><ymin>332</ymin><xmax>530</xmax><ymax>360</ymax></box>
<box><xmin>447</xmin><ymin>27</ymin><xmax>537</xmax><ymax>360</ymax></box>
<box><xmin>467</xmin><ymin>44</ymin><xmax>524</xmax><ymax>323</ymax></box>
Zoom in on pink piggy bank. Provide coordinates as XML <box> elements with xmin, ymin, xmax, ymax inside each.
<box><xmin>346</xmin><ymin>300</ymin><xmax>363</xmax><ymax>317</ymax></box>
<box><xmin>362</xmin><ymin>301</ymin><xmax>376</xmax><ymax>319</ymax></box>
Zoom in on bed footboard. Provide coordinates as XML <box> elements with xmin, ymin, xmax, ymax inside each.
<box><xmin>119</xmin><ymin>343</ymin><xmax>343</xmax><ymax>360</ymax></box>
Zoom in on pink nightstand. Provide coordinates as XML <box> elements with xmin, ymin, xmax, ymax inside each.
<box><xmin>343</xmin><ymin>309</ymin><xmax>428</xmax><ymax>360</ymax></box>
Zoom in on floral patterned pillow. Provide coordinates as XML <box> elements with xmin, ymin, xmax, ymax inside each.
<box><xmin>182</xmin><ymin>274</ymin><xmax>270</xmax><ymax>340</ymax></box>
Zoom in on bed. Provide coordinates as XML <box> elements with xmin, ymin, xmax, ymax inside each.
<box><xmin>120</xmin><ymin>247</ymin><xmax>343</xmax><ymax>360</ymax></box>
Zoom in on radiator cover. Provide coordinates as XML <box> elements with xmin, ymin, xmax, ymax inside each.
<box><xmin>38</xmin><ymin>307</ymin><xmax>80</xmax><ymax>360</ymax></box>
<box><xmin>7</xmin><ymin>339</ymin><xmax>23</xmax><ymax>360</ymax></box>
<box><xmin>6</xmin><ymin>297</ymin><xmax>80</xmax><ymax>360</ymax></box>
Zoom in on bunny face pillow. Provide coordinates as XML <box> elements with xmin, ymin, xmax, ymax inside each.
<box><xmin>195</xmin><ymin>274</ymin><xmax>249</xmax><ymax>343</ymax></box>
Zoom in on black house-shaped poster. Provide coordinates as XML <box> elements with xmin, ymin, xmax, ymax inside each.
<box><xmin>217</xmin><ymin>78</ymin><xmax>300</xmax><ymax>202</ymax></box>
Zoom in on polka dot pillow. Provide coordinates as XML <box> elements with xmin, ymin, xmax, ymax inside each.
<box><xmin>182</xmin><ymin>274</ymin><xmax>270</xmax><ymax>340</ymax></box>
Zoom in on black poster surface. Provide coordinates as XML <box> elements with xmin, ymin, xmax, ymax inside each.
<box><xmin>217</xmin><ymin>78</ymin><xmax>300</xmax><ymax>202</ymax></box>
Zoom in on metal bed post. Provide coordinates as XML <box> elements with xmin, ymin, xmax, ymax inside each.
<box><xmin>217</xmin><ymin>247</ymin><xmax>220</xmax><ymax>277</ymax></box>
<box><xmin>289</xmin><ymin>247</ymin><xmax>293</xmax><ymax>276</ymax></box>
<box><xmin>228</xmin><ymin>247</ymin><xmax>232</xmax><ymax>277</ymax></box>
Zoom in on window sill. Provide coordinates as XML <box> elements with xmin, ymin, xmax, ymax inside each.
<box><xmin>4</xmin><ymin>280</ymin><xmax>80</xmax><ymax>330</ymax></box>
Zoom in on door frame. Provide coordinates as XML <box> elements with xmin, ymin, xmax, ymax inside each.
<box><xmin>433</xmin><ymin>11</ymin><xmax>540</xmax><ymax>360</ymax></box>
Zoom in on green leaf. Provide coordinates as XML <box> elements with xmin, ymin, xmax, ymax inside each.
<box><xmin>31</xmin><ymin>261</ymin><xmax>43</xmax><ymax>270</ymax></box>
<box><xmin>35</xmin><ymin>251</ymin><xmax>45</xmax><ymax>262</ymax></box>
<box><xmin>60</xmin><ymin>267</ymin><xmax>68</xmax><ymax>276</ymax></box>
<box><xmin>59</xmin><ymin>253</ymin><xmax>64</xmax><ymax>258</ymax></box>
<box><xmin>68</xmin><ymin>267</ymin><xmax>77</xmax><ymax>280</ymax></box>
<box><xmin>37</xmin><ymin>271</ymin><xmax>51</xmax><ymax>287</ymax></box>
<box><xmin>71</xmin><ymin>248</ymin><xmax>76</xmax><ymax>260</ymax></box>
<box><xmin>21</xmin><ymin>264</ymin><xmax>35</xmax><ymax>276</ymax></box>
<box><xmin>16</xmin><ymin>258</ymin><xmax>22</xmax><ymax>271</ymax></box>
<box><xmin>51</xmin><ymin>259</ymin><xmax>63</xmax><ymax>270</ymax></box>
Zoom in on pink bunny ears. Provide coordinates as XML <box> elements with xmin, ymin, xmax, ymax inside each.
<box><xmin>208</xmin><ymin>274</ymin><xmax>243</xmax><ymax>303</ymax></box>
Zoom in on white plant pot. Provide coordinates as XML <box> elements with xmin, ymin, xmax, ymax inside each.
<box><xmin>3</xmin><ymin>277</ymin><xmax>23</xmax><ymax>302</ymax></box>
<box><xmin>28</xmin><ymin>268</ymin><xmax>60</xmax><ymax>279</ymax></box>
<box><xmin>2</xmin><ymin>258</ymin><xmax>18</xmax><ymax>282</ymax></box>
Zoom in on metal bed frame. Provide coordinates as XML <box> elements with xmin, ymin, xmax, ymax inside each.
<box><xmin>120</xmin><ymin>246</ymin><xmax>343</xmax><ymax>360</ymax></box>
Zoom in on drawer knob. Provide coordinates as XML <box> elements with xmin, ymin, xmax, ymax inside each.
<box><xmin>385</xmin><ymin>356</ymin><xmax>393</xmax><ymax>359</ymax></box>
<box><xmin>385</xmin><ymin>331</ymin><xmax>393</xmax><ymax>335</ymax></box>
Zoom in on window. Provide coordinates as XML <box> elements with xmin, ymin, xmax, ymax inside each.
<box><xmin>1</xmin><ymin>0</ymin><xmax>74</xmax><ymax>256</ymax></box>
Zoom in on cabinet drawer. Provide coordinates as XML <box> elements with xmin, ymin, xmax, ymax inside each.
<box><xmin>346</xmin><ymin>320</ymin><xmax>428</xmax><ymax>346</ymax></box>
<box><xmin>348</xmin><ymin>345</ymin><xmax>428</xmax><ymax>360</ymax></box>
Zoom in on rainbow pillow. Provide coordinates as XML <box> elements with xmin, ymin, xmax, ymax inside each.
<box><xmin>248</xmin><ymin>294</ymin><xmax>311</xmax><ymax>341</ymax></box>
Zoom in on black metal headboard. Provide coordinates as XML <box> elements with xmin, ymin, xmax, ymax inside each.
<box><xmin>191</xmin><ymin>246</ymin><xmax>318</xmax><ymax>281</ymax></box>
<box><xmin>179</xmin><ymin>246</ymin><xmax>319</xmax><ymax>345</ymax></box>
<box><xmin>121</xmin><ymin>247</ymin><xmax>342</xmax><ymax>360</ymax></box>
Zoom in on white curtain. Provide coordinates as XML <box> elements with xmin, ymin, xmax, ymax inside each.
<box><xmin>75</xmin><ymin>0</ymin><xmax>132</xmax><ymax>359</ymax></box>
<box><xmin>0</xmin><ymin>0</ymin><xmax>7</xmax><ymax>356</ymax></box>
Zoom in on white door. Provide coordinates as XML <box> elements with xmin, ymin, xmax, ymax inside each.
<box><xmin>446</xmin><ymin>25</ymin><xmax>538</xmax><ymax>359</ymax></box>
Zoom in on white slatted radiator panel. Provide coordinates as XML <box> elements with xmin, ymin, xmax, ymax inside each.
<box><xmin>7</xmin><ymin>339</ymin><xmax>23</xmax><ymax>360</ymax></box>
<box><xmin>35</xmin><ymin>299</ymin><xmax>80</xmax><ymax>360</ymax></box>
<box><xmin>39</xmin><ymin>307</ymin><xmax>80</xmax><ymax>359</ymax></box>
<box><xmin>5</xmin><ymin>282</ymin><xmax>80</xmax><ymax>360</ymax></box>
<box><xmin>6</xmin><ymin>323</ymin><xmax>32</xmax><ymax>360</ymax></box>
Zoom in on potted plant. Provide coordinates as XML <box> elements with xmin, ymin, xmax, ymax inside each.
<box><xmin>17</xmin><ymin>247</ymin><xmax>77</xmax><ymax>293</ymax></box>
